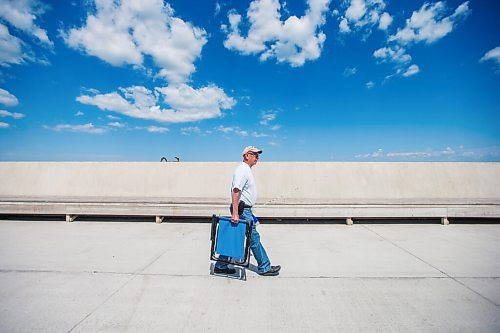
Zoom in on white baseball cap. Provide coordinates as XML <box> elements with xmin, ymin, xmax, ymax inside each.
<box><xmin>242</xmin><ymin>146</ymin><xmax>263</xmax><ymax>155</ymax></box>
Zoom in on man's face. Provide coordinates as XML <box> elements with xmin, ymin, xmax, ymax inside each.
<box><xmin>245</xmin><ymin>152</ymin><xmax>260</xmax><ymax>166</ymax></box>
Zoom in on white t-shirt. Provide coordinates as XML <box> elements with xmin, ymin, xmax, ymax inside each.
<box><xmin>231</xmin><ymin>162</ymin><xmax>257</xmax><ymax>206</ymax></box>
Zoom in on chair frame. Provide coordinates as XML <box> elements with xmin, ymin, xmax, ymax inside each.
<box><xmin>210</xmin><ymin>214</ymin><xmax>252</xmax><ymax>267</ymax></box>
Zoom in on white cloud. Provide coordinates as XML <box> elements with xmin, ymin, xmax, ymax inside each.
<box><xmin>181</xmin><ymin>126</ymin><xmax>201</xmax><ymax>135</ymax></box>
<box><xmin>339</xmin><ymin>18</ymin><xmax>350</xmax><ymax>32</ymax></box>
<box><xmin>378</xmin><ymin>11</ymin><xmax>392</xmax><ymax>30</ymax></box>
<box><xmin>157</xmin><ymin>84</ymin><xmax>235</xmax><ymax>114</ymax></box>
<box><xmin>239</xmin><ymin>95</ymin><xmax>251</xmax><ymax>101</ymax></box>
<box><xmin>0</xmin><ymin>88</ymin><xmax>18</xmax><ymax>106</ymax></box>
<box><xmin>132</xmin><ymin>125</ymin><xmax>169</xmax><ymax>133</ymax></box>
<box><xmin>108</xmin><ymin>121</ymin><xmax>125</xmax><ymax>128</ymax></box>
<box><xmin>223</xmin><ymin>0</ymin><xmax>331</xmax><ymax>67</ymax></box>
<box><xmin>0</xmin><ymin>109</ymin><xmax>24</xmax><ymax>118</ymax></box>
<box><xmin>373</xmin><ymin>2</ymin><xmax>470</xmax><ymax>80</ymax></box>
<box><xmin>0</xmin><ymin>23</ymin><xmax>24</xmax><ymax>66</ymax></box>
<box><xmin>354</xmin><ymin>146</ymin><xmax>500</xmax><ymax>161</ymax></box>
<box><xmin>0</xmin><ymin>121</ymin><xmax>9</xmax><ymax>128</ymax></box>
<box><xmin>77</xmin><ymin>84</ymin><xmax>235</xmax><ymax>123</ymax></box>
<box><xmin>343</xmin><ymin>66</ymin><xmax>357</xmax><ymax>76</ymax></box>
<box><xmin>259</xmin><ymin>110</ymin><xmax>282</xmax><ymax>133</ymax></box>
<box><xmin>63</xmin><ymin>0</ymin><xmax>207</xmax><ymax>83</ymax></box>
<box><xmin>106</xmin><ymin>114</ymin><xmax>120</xmax><ymax>120</ymax></box>
<box><xmin>68</xmin><ymin>2</ymin><xmax>236</xmax><ymax>125</ymax></box>
<box><xmin>385</xmin><ymin>147</ymin><xmax>455</xmax><ymax>158</ymax></box>
<box><xmin>239</xmin><ymin>95</ymin><xmax>251</xmax><ymax>106</ymax></box>
<box><xmin>260</xmin><ymin>110</ymin><xmax>277</xmax><ymax>125</ymax></box>
<box><xmin>146</xmin><ymin>125</ymin><xmax>168</xmax><ymax>133</ymax></box>
<box><xmin>372</xmin><ymin>42</ymin><xmax>415</xmax><ymax>81</ymax></box>
<box><xmin>44</xmin><ymin>123</ymin><xmax>107</xmax><ymax>134</ymax></box>
<box><xmin>0</xmin><ymin>0</ymin><xmax>52</xmax><ymax>45</ymax></box>
<box><xmin>75</xmin><ymin>111</ymin><xmax>84</xmax><ymax>116</ymax></box>
<box><xmin>389</xmin><ymin>1</ymin><xmax>470</xmax><ymax>45</ymax></box>
<box><xmin>339</xmin><ymin>0</ymin><xmax>390</xmax><ymax>35</ymax></box>
<box><xmin>366</xmin><ymin>81</ymin><xmax>375</xmax><ymax>89</ymax></box>
<box><xmin>215</xmin><ymin>125</ymin><xmax>248</xmax><ymax>136</ymax></box>
<box><xmin>373</xmin><ymin>45</ymin><xmax>411</xmax><ymax>64</ymax></box>
<box><xmin>215</xmin><ymin>125</ymin><xmax>237</xmax><ymax>133</ymax></box>
<box><xmin>356</xmin><ymin>148</ymin><xmax>384</xmax><ymax>158</ymax></box>
<box><xmin>345</xmin><ymin>0</ymin><xmax>366</xmax><ymax>22</ymax></box>
<box><xmin>215</xmin><ymin>2</ymin><xmax>222</xmax><ymax>16</ymax></box>
<box><xmin>252</xmin><ymin>131</ymin><xmax>268</xmax><ymax>138</ymax></box>
<box><xmin>480</xmin><ymin>46</ymin><xmax>500</xmax><ymax>71</ymax></box>
<box><xmin>0</xmin><ymin>1</ymin><xmax>52</xmax><ymax>67</ymax></box>
<box><xmin>402</xmin><ymin>64</ymin><xmax>420</xmax><ymax>77</ymax></box>
<box><xmin>459</xmin><ymin>146</ymin><xmax>500</xmax><ymax>160</ymax></box>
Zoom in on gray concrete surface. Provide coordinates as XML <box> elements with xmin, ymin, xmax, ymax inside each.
<box><xmin>2</xmin><ymin>162</ymin><xmax>500</xmax><ymax>200</ymax></box>
<box><xmin>0</xmin><ymin>220</ymin><xmax>499</xmax><ymax>332</ymax></box>
<box><xmin>1</xmin><ymin>162</ymin><xmax>499</xmax><ymax>218</ymax></box>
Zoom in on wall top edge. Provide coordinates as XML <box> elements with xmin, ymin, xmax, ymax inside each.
<box><xmin>0</xmin><ymin>161</ymin><xmax>499</xmax><ymax>165</ymax></box>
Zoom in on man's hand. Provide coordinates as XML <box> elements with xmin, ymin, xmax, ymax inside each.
<box><xmin>231</xmin><ymin>212</ymin><xmax>239</xmax><ymax>224</ymax></box>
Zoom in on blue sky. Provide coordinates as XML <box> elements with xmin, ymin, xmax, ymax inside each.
<box><xmin>0</xmin><ymin>0</ymin><xmax>499</xmax><ymax>161</ymax></box>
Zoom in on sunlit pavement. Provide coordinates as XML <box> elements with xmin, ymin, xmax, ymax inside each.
<box><xmin>0</xmin><ymin>220</ymin><xmax>499</xmax><ymax>332</ymax></box>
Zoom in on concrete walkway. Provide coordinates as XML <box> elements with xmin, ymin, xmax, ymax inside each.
<box><xmin>0</xmin><ymin>220</ymin><xmax>499</xmax><ymax>332</ymax></box>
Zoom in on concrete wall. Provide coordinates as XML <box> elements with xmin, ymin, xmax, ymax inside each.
<box><xmin>1</xmin><ymin>162</ymin><xmax>499</xmax><ymax>220</ymax></box>
<box><xmin>0</xmin><ymin>162</ymin><xmax>235</xmax><ymax>201</ymax></box>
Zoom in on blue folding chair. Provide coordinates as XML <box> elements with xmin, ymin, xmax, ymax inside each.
<box><xmin>210</xmin><ymin>215</ymin><xmax>252</xmax><ymax>267</ymax></box>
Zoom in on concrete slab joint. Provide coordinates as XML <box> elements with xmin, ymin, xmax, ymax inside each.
<box><xmin>66</xmin><ymin>214</ymin><xmax>77</xmax><ymax>223</ymax></box>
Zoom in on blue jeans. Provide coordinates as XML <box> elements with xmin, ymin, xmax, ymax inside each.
<box><xmin>215</xmin><ymin>207</ymin><xmax>271</xmax><ymax>273</ymax></box>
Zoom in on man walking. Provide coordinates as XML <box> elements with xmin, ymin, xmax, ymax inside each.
<box><xmin>214</xmin><ymin>146</ymin><xmax>281</xmax><ymax>276</ymax></box>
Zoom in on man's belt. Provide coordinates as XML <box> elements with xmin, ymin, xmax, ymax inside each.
<box><xmin>237</xmin><ymin>201</ymin><xmax>252</xmax><ymax>214</ymax></box>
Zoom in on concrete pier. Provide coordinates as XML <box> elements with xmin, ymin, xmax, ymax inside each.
<box><xmin>1</xmin><ymin>162</ymin><xmax>499</xmax><ymax>221</ymax></box>
<box><xmin>0</xmin><ymin>219</ymin><xmax>499</xmax><ymax>332</ymax></box>
<box><xmin>1</xmin><ymin>162</ymin><xmax>499</xmax><ymax>331</ymax></box>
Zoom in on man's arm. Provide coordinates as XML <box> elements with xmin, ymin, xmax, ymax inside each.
<box><xmin>231</xmin><ymin>188</ymin><xmax>240</xmax><ymax>223</ymax></box>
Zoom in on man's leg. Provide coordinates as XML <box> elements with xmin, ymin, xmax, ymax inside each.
<box><xmin>243</xmin><ymin>209</ymin><xmax>271</xmax><ymax>273</ymax></box>
<box><xmin>251</xmin><ymin>224</ymin><xmax>272</xmax><ymax>273</ymax></box>
<box><xmin>215</xmin><ymin>256</ymin><xmax>230</xmax><ymax>269</ymax></box>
